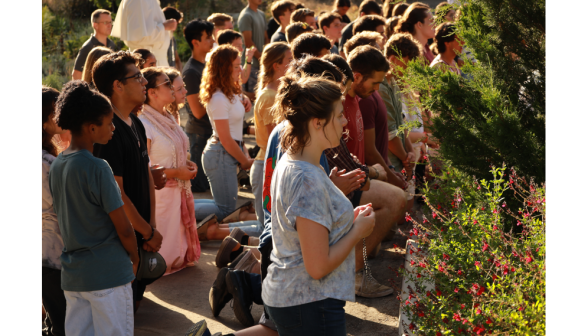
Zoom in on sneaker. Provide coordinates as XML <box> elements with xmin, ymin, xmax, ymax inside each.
<box><xmin>225</xmin><ymin>269</ymin><xmax>255</xmax><ymax>327</ymax></box>
<box><xmin>185</xmin><ymin>319</ymin><xmax>212</xmax><ymax>336</ymax></box>
<box><xmin>355</xmin><ymin>270</ymin><xmax>394</xmax><ymax>298</ymax></box>
<box><xmin>209</xmin><ymin>267</ymin><xmax>232</xmax><ymax>317</ymax></box>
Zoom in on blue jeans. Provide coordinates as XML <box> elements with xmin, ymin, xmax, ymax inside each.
<box><xmin>250</xmin><ymin>159</ymin><xmax>265</xmax><ymax>224</ymax></box>
<box><xmin>187</xmin><ymin>132</ymin><xmax>211</xmax><ymax>193</ymax></box>
<box><xmin>201</xmin><ymin>140</ymin><xmax>262</xmax><ymax>236</ymax></box>
<box><xmin>265</xmin><ymin>299</ymin><xmax>346</xmax><ymax>336</ymax></box>
<box><xmin>193</xmin><ymin>199</ymin><xmax>262</xmax><ymax>237</ymax></box>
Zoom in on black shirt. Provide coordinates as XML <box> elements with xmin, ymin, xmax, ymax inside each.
<box><xmin>182</xmin><ymin>57</ymin><xmax>212</xmax><ymax>135</ymax></box>
<box><xmin>341</xmin><ymin>14</ymin><xmax>351</xmax><ymax>24</ymax></box>
<box><xmin>339</xmin><ymin>19</ymin><xmax>356</xmax><ymax>54</ymax></box>
<box><xmin>93</xmin><ymin>113</ymin><xmax>151</xmax><ymax>225</ymax></box>
<box><xmin>267</xmin><ymin>18</ymin><xmax>280</xmax><ymax>43</ymax></box>
<box><xmin>74</xmin><ymin>35</ymin><xmax>118</xmax><ymax>72</ymax></box>
<box><xmin>271</xmin><ymin>30</ymin><xmax>287</xmax><ymax>43</ymax></box>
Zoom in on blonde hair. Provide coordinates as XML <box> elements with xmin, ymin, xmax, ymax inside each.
<box><xmin>256</xmin><ymin>42</ymin><xmax>291</xmax><ymax>97</ymax></box>
<box><xmin>200</xmin><ymin>45</ymin><xmax>242</xmax><ymax>106</ymax></box>
<box><xmin>82</xmin><ymin>46</ymin><xmax>113</xmax><ymax>84</ymax></box>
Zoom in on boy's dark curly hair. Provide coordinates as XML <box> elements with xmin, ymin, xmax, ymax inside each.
<box><xmin>55</xmin><ymin>80</ymin><xmax>112</xmax><ymax>136</ymax></box>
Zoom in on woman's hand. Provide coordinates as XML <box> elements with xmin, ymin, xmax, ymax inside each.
<box><xmin>240</xmin><ymin>158</ymin><xmax>255</xmax><ymax>170</ymax></box>
<box><xmin>246</xmin><ymin>47</ymin><xmax>256</xmax><ymax>63</ymax></box>
<box><xmin>352</xmin><ymin>205</ymin><xmax>375</xmax><ymax>239</ymax></box>
<box><xmin>176</xmin><ymin>165</ymin><xmax>198</xmax><ymax>180</ymax></box>
<box><xmin>186</xmin><ymin>160</ymin><xmax>198</xmax><ymax>173</ymax></box>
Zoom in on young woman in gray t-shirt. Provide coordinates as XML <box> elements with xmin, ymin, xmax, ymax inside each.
<box><xmin>262</xmin><ymin>74</ymin><xmax>375</xmax><ymax>335</ymax></box>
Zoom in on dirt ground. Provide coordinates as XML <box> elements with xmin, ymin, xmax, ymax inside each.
<box><xmin>132</xmin><ymin>133</ymin><xmax>416</xmax><ymax>336</ymax></box>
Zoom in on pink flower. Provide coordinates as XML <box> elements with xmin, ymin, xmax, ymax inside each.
<box><xmin>493</xmin><ymin>225</ymin><xmax>498</xmax><ymax>231</ymax></box>
<box><xmin>405</xmin><ymin>214</ymin><xmax>412</xmax><ymax>222</ymax></box>
<box><xmin>443</xmin><ymin>254</ymin><xmax>450</xmax><ymax>260</ymax></box>
<box><xmin>492</xmin><ymin>209</ymin><xmax>498</xmax><ymax>214</ymax></box>
<box><xmin>454</xmin><ymin>287</ymin><xmax>459</xmax><ymax>293</ymax></box>
<box><xmin>453</xmin><ymin>313</ymin><xmax>461</xmax><ymax>321</ymax></box>
<box><xmin>475</xmin><ymin>261</ymin><xmax>481</xmax><ymax>267</ymax></box>
<box><xmin>457</xmin><ymin>270</ymin><xmax>463</xmax><ymax>275</ymax></box>
<box><xmin>482</xmin><ymin>242</ymin><xmax>489</xmax><ymax>252</ymax></box>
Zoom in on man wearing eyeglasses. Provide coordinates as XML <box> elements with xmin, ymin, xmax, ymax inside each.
<box><xmin>72</xmin><ymin>9</ymin><xmax>118</xmax><ymax>80</ymax></box>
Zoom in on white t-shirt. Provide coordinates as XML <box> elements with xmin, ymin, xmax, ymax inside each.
<box><xmin>207</xmin><ymin>89</ymin><xmax>245</xmax><ymax>141</ymax></box>
<box><xmin>138</xmin><ymin>116</ymin><xmax>175</xmax><ymax>168</ymax></box>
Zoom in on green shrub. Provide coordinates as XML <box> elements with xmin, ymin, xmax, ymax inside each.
<box><xmin>400</xmin><ymin>163</ymin><xmax>545</xmax><ymax>335</ymax></box>
<box><xmin>400</xmin><ymin>0</ymin><xmax>545</xmax><ymax>183</ymax></box>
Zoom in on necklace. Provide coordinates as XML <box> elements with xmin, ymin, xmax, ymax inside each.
<box><xmin>113</xmin><ymin>105</ymin><xmax>141</xmax><ymax>148</ymax></box>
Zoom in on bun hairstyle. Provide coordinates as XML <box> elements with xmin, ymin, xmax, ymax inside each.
<box><xmin>385</xmin><ymin>15</ymin><xmax>401</xmax><ymax>38</ymax></box>
<box><xmin>273</xmin><ymin>74</ymin><xmax>344</xmax><ymax>154</ymax></box>
<box><xmin>395</xmin><ymin>2</ymin><xmax>430</xmax><ymax>35</ymax></box>
<box><xmin>431</xmin><ymin>22</ymin><xmax>457</xmax><ymax>55</ymax></box>
<box><xmin>42</xmin><ymin>86</ymin><xmax>61</xmax><ymax>156</ymax></box>
<box><xmin>392</xmin><ymin>2</ymin><xmax>409</xmax><ymax>17</ymax></box>
<box><xmin>55</xmin><ymin>80</ymin><xmax>113</xmax><ymax>136</ymax></box>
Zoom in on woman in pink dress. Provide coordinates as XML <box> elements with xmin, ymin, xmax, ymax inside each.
<box><xmin>138</xmin><ymin>67</ymin><xmax>200</xmax><ymax>275</ymax></box>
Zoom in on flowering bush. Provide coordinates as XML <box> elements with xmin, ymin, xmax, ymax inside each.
<box><xmin>399</xmin><ymin>164</ymin><xmax>545</xmax><ymax>335</ymax></box>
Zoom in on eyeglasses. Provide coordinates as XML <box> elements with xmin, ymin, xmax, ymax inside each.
<box><xmin>120</xmin><ymin>71</ymin><xmax>145</xmax><ymax>83</ymax></box>
<box><xmin>155</xmin><ymin>80</ymin><xmax>175</xmax><ymax>91</ymax></box>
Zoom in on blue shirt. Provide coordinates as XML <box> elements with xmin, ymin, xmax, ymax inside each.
<box><xmin>258</xmin><ymin>121</ymin><xmax>329</xmax><ymax>249</ymax></box>
<box><xmin>49</xmin><ymin>150</ymin><xmax>134</xmax><ymax>292</ymax></box>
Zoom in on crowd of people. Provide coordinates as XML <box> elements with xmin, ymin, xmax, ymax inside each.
<box><xmin>42</xmin><ymin>0</ymin><xmax>467</xmax><ymax>335</ymax></box>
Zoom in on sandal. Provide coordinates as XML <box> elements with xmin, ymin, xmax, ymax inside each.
<box><xmin>197</xmin><ymin>214</ymin><xmax>217</xmax><ymax>242</ymax></box>
<box><xmin>229</xmin><ymin>227</ymin><xmax>249</xmax><ymax>245</ymax></box>
<box><xmin>221</xmin><ymin>201</ymin><xmax>254</xmax><ymax>224</ymax></box>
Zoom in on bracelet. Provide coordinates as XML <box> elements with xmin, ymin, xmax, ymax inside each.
<box><xmin>246</xmin><ymin>61</ymin><xmax>252</xmax><ymax>64</ymax></box>
<box><xmin>144</xmin><ymin>226</ymin><xmax>155</xmax><ymax>242</ymax></box>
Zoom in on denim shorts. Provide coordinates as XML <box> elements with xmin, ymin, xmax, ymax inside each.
<box><xmin>265</xmin><ymin>298</ymin><xmax>346</xmax><ymax>336</ymax></box>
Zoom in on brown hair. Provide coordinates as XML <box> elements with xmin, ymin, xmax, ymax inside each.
<box><xmin>358</xmin><ymin>0</ymin><xmax>382</xmax><ymax>15</ymax></box>
<box><xmin>256</xmin><ymin>42</ymin><xmax>291</xmax><ymax>97</ymax></box>
<box><xmin>333</xmin><ymin>0</ymin><xmax>351</xmax><ymax>10</ymax></box>
<box><xmin>291</xmin><ymin>8</ymin><xmax>315</xmax><ymax>23</ymax></box>
<box><xmin>163</xmin><ymin>67</ymin><xmax>183</xmax><ymax>120</ymax></box>
<box><xmin>92</xmin><ymin>50</ymin><xmax>144</xmax><ymax>97</ymax></box>
<box><xmin>348</xmin><ymin>45</ymin><xmax>390</xmax><ymax>77</ymax></box>
<box><xmin>431</xmin><ymin>22</ymin><xmax>458</xmax><ymax>55</ymax></box>
<box><xmin>395</xmin><ymin>2</ymin><xmax>431</xmax><ymax>35</ymax></box>
<box><xmin>217</xmin><ymin>29</ymin><xmax>242</xmax><ymax>46</ymax></box>
<box><xmin>392</xmin><ymin>2</ymin><xmax>409</xmax><ymax>17</ymax></box>
<box><xmin>318</xmin><ymin>12</ymin><xmax>342</xmax><ymax>34</ymax></box>
<box><xmin>352</xmin><ymin>14</ymin><xmax>386</xmax><ymax>36</ymax></box>
<box><xmin>384</xmin><ymin>32</ymin><xmax>422</xmax><ymax>60</ymax></box>
<box><xmin>291</xmin><ymin>33</ymin><xmax>331</xmax><ymax>59</ymax></box>
<box><xmin>163</xmin><ymin>6</ymin><xmax>184</xmax><ymax>23</ymax></box>
<box><xmin>42</xmin><ymin>86</ymin><xmax>61</xmax><ymax>156</ymax></box>
<box><xmin>132</xmin><ymin>48</ymin><xmax>155</xmax><ymax>69</ymax></box>
<box><xmin>344</xmin><ymin>31</ymin><xmax>383</xmax><ymax>58</ymax></box>
<box><xmin>383</xmin><ymin>0</ymin><xmax>400</xmax><ymax>18</ymax></box>
<box><xmin>207</xmin><ymin>13</ymin><xmax>233</xmax><ymax>27</ymax></box>
<box><xmin>141</xmin><ymin>67</ymin><xmax>169</xmax><ymax>106</ymax></box>
<box><xmin>274</xmin><ymin>74</ymin><xmax>343</xmax><ymax>154</ymax></box>
<box><xmin>82</xmin><ymin>46</ymin><xmax>112</xmax><ymax>84</ymax></box>
<box><xmin>200</xmin><ymin>45</ymin><xmax>242</xmax><ymax>106</ymax></box>
<box><xmin>285</xmin><ymin>22</ymin><xmax>314</xmax><ymax>43</ymax></box>
<box><xmin>91</xmin><ymin>9</ymin><xmax>110</xmax><ymax>24</ymax></box>
<box><xmin>271</xmin><ymin>0</ymin><xmax>296</xmax><ymax>21</ymax></box>
<box><xmin>385</xmin><ymin>16</ymin><xmax>401</xmax><ymax>38</ymax></box>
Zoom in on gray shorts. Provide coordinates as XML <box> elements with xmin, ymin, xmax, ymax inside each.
<box><xmin>243</xmin><ymin>65</ymin><xmax>259</xmax><ymax>93</ymax></box>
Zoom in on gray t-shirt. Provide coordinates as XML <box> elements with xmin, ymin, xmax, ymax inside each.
<box><xmin>262</xmin><ymin>158</ymin><xmax>356</xmax><ymax>307</ymax></box>
<box><xmin>238</xmin><ymin>6</ymin><xmax>266</xmax><ymax>68</ymax></box>
<box><xmin>49</xmin><ymin>150</ymin><xmax>133</xmax><ymax>292</ymax></box>
<box><xmin>73</xmin><ymin>35</ymin><xmax>118</xmax><ymax>72</ymax></box>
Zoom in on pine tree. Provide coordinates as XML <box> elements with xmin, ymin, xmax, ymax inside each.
<box><xmin>403</xmin><ymin>0</ymin><xmax>545</xmax><ymax>182</ymax></box>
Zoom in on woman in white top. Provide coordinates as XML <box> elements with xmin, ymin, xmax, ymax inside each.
<box><xmin>199</xmin><ymin>45</ymin><xmax>263</xmax><ymax>237</ymax></box>
<box><xmin>42</xmin><ymin>86</ymin><xmax>66</xmax><ymax>336</ymax></box>
<box><xmin>138</xmin><ymin>67</ymin><xmax>201</xmax><ymax>274</ymax></box>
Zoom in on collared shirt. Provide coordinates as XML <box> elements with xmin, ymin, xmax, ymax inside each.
<box><xmin>73</xmin><ymin>35</ymin><xmax>118</xmax><ymax>72</ymax></box>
